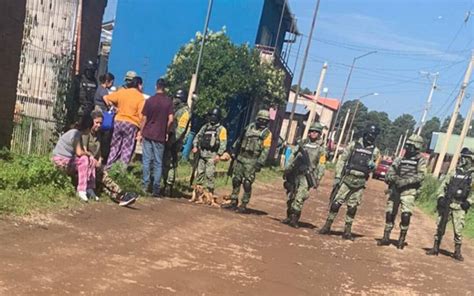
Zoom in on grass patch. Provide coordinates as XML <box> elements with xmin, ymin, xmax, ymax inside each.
<box><xmin>0</xmin><ymin>149</ymin><xmax>283</xmax><ymax>216</ymax></box>
<box><xmin>416</xmin><ymin>174</ymin><xmax>474</xmax><ymax>239</ymax></box>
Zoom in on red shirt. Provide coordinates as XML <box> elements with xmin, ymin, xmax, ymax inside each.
<box><xmin>141</xmin><ymin>93</ymin><xmax>173</xmax><ymax>143</ymax></box>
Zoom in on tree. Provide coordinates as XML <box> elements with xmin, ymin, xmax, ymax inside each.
<box><xmin>420</xmin><ymin>116</ymin><xmax>441</xmax><ymax>149</ymax></box>
<box><xmin>336</xmin><ymin>100</ymin><xmax>368</xmax><ymax>142</ymax></box>
<box><xmin>166</xmin><ymin>29</ymin><xmax>287</xmax><ymax>117</ymax></box>
<box><xmin>441</xmin><ymin>114</ymin><xmax>464</xmax><ymax>135</ymax></box>
<box><xmin>385</xmin><ymin>114</ymin><xmax>416</xmax><ymax>154</ymax></box>
<box><xmin>291</xmin><ymin>85</ymin><xmax>313</xmax><ymax>95</ymax></box>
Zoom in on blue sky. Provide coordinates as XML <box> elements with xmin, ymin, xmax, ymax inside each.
<box><xmin>104</xmin><ymin>0</ymin><xmax>473</xmax><ymax>121</ymax></box>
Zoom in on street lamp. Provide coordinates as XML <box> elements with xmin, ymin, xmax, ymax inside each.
<box><xmin>328</xmin><ymin>51</ymin><xmax>377</xmax><ymax>144</ymax></box>
<box><xmin>343</xmin><ymin>92</ymin><xmax>379</xmax><ymax>145</ymax></box>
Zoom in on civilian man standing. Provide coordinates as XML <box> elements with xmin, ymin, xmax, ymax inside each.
<box><xmin>140</xmin><ymin>79</ymin><xmax>174</xmax><ymax>197</ymax></box>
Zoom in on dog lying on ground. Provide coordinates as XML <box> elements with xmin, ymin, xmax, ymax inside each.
<box><xmin>190</xmin><ymin>185</ymin><xmax>231</xmax><ymax>207</ymax></box>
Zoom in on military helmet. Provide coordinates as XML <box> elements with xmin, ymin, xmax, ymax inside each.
<box><xmin>85</xmin><ymin>60</ymin><xmax>97</xmax><ymax>71</ymax></box>
<box><xmin>308</xmin><ymin>122</ymin><xmax>324</xmax><ymax>133</ymax></box>
<box><xmin>460</xmin><ymin>147</ymin><xmax>473</xmax><ymax>159</ymax></box>
<box><xmin>256</xmin><ymin>109</ymin><xmax>270</xmax><ymax>121</ymax></box>
<box><xmin>208</xmin><ymin>108</ymin><xmax>221</xmax><ymax>124</ymax></box>
<box><xmin>365</xmin><ymin>124</ymin><xmax>380</xmax><ymax>136</ymax></box>
<box><xmin>175</xmin><ymin>89</ymin><xmax>187</xmax><ymax>102</ymax></box>
<box><xmin>124</xmin><ymin>70</ymin><xmax>137</xmax><ymax>82</ymax></box>
<box><xmin>405</xmin><ymin>134</ymin><xmax>424</xmax><ymax>150</ymax></box>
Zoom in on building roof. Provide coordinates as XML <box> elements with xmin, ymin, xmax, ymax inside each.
<box><xmin>290</xmin><ymin>90</ymin><xmax>341</xmax><ymax>111</ymax></box>
<box><xmin>285</xmin><ymin>102</ymin><xmax>308</xmax><ymax>115</ymax></box>
<box><xmin>430</xmin><ymin>132</ymin><xmax>474</xmax><ymax>155</ymax></box>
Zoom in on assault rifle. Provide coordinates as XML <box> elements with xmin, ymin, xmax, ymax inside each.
<box><xmin>295</xmin><ymin>142</ymin><xmax>317</xmax><ymax>190</ymax></box>
<box><xmin>226</xmin><ymin>126</ymin><xmax>248</xmax><ymax>184</ymax></box>
<box><xmin>189</xmin><ymin>149</ymin><xmax>200</xmax><ymax>186</ymax></box>
<box><xmin>436</xmin><ymin>194</ymin><xmax>452</xmax><ymax>240</ymax></box>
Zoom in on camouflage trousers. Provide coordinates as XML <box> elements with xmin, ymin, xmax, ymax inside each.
<box><xmin>434</xmin><ymin>204</ymin><xmax>467</xmax><ymax>245</ymax></box>
<box><xmin>328</xmin><ymin>181</ymin><xmax>365</xmax><ymax>225</ymax></box>
<box><xmin>96</xmin><ymin>169</ymin><xmax>122</xmax><ymax>199</ymax></box>
<box><xmin>230</xmin><ymin>159</ymin><xmax>257</xmax><ymax>206</ymax></box>
<box><xmin>162</xmin><ymin>140</ymin><xmax>183</xmax><ymax>187</ymax></box>
<box><xmin>287</xmin><ymin>174</ymin><xmax>310</xmax><ymax>213</ymax></box>
<box><xmin>384</xmin><ymin>191</ymin><xmax>416</xmax><ymax>232</ymax></box>
<box><xmin>196</xmin><ymin>153</ymin><xmax>217</xmax><ymax>192</ymax></box>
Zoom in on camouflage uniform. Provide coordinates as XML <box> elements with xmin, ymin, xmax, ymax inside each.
<box><xmin>193</xmin><ymin>120</ymin><xmax>227</xmax><ymax>193</ymax></box>
<box><xmin>378</xmin><ymin>134</ymin><xmax>426</xmax><ymax>249</ymax></box>
<box><xmin>283</xmin><ymin>123</ymin><xmax>327</xmax><ymax>227</ymax></box>
<box><xmin>163</xmin><ymin>97</ymin><xmax>190</xmax><ymax>194</ymax></box>
<box><xmin>320</xmin><ymin>126</ymin><xmax>381</xmax><ymax>240</ymax></box>
<box><xmin>426</xmin><ymin>148</ymin><xmax>473</xmax><ymax>261</ymax></box>
<box><xmin>223</xmin><ymin>110</ymin><xmax>272</xmax><ymax>213</ymax></box>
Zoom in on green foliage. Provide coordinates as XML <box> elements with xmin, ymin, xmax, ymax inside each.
<box><xmin>107</xmin><ymin>162</ymin><xmax>144</xmax><ymax>194</ymax></box>
<box><xmin>166</xmin><ymin>29</ymin><xmax>287</xmax><ymax>116</ymax></box>
<box><xmin>0</xmin><ymin>152</ymin><xmax>76</xmax><ymax>215</ymax></box>
<box><xmin>420</xmin><ymin>117</ymin><xmax>441</xmax><ymax>149</ymax></box>
<box><xmin>441</xmin><ymin>114</ymin><xmax>465</xmax><ymax>135</ymax></box>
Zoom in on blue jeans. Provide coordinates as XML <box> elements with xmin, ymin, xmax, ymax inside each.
<box><xmin>142</xmin><ymin>139</ymin><xmax>165</xmax><ymax>194</ymax></box>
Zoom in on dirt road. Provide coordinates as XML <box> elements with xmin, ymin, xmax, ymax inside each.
<box><xmin>1</xmin><ymin>173</ymin><xmax>473</xmax><ymax>295</ymax></box>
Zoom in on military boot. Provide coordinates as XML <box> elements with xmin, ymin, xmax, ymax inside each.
<box><xmin>453</xmin><ymin>243</ymin><xmax>464</xmax><ymax>261</ymax></box>
<box><xmin>282</xmin><ymin>207</ymin><xmax>292</xmax><ymax>224</ymax></box>
<box><xmin>288</xmin><ymin>211</ymin><xmax>301</xmax><ymax>228</ymax></box>
<box><xmin>221</xmin><ymin>199</ymin><xmax>238</xmax><ymax>211</ymax></box>
<box><xmin>342</xmin><ymin>223</ymin><xmax>354</xmax><ymax>241</ymax></box>
<box><xmin>426</xmin><ymin>239</ymin><xmax>440</xmax><ymax>256</ymax></box>
<box><xmin>377</xmin><ymin>230</ymin><xmax>391</xmax><ymax>246</ymax></box>
<box><xmin>236</xmin><ymin>204</ymin><xmax>250</xmax><ymax>214</ymax></box>
<box><xmin>397</xmin><ymin>230</ymin><xmax>407</xmax><ymax>249</ymax></box>
<box><xmin>318</xmin><ymin>218</ymin><xmax>333</xmax><ymax>235</ymax></box>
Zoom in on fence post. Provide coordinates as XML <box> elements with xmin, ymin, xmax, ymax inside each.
<box><xmin>27</xmin><ymin>120</ymin><xmax>33</xmax><ymax>154</ymax></box>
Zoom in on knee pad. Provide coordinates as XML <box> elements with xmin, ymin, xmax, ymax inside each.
<box><xmin>385</xmin><ymin>211</ymin><xmax>395</xmax><ymax>224</ymax></box>
<box><xmin>243</xmin><ymin>179</ymin><xmax>252</xmax><ymax>192</ymax></box>
<box><xmin>347</xmin><ymin>206</ymin><xmax>357</xmax><ymax>219</ymax></box>
<box><xmin>400</xmin><ymin>212</ymin><xmax>411</xmax><ymax>227</ymax></box>
<box><xmin>232</xmin><ymin>177</ymin><xmax>241</xmax><ymax>188</ymax></box>
<box><xmin>330</xmin><ymin>202</ymin><xmax>342</xmax><ymax>213</ymax></box>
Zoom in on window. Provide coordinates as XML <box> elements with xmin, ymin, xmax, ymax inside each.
<box><xmin>260</xmin><ymin>26</ymin><xmax>273</xmax><ymax>46</ymax></box>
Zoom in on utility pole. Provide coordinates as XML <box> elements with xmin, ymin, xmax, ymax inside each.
<box><xmin>303</xmin><ymin>62</ymin><xmax>328</xmax><ymax>139</ymax></box>
<box><xmin>417</xmin><ymin>72</ymin><xmax>439</xmax><ymax>136</ymax></box>
<box><xmin>285</xmin><ymin>0</ymin><xmax>322</xmax><ymax>143</ymax></box>
<box><xmin>433</xmin><ymin>53</ymin><xmax>474</xmax><ymax>177</ymax></box>
<box><xmin>448</xmin><ymin>100</ymin><xmax>474</xmax><ymax>172</ymax></box>
<box><xmin>333</xmin><ymin>108</ymin><xmax>351</xmax><ymax>162</ymax></box>
<box><xmin>328</xmin><ymin>51</ymin><xmax>377</xmax><ymax>140</ymax></box>
<box><xmin>394</xmin><ymin>133</ymin><xmax>403</xmax><ymax>157</ymax></box>
<box><xmin>398</xmin><ymin>129</ymin><xmax>410</xmax><ymax>157</ymax></box>
<box><xmin>187</xmin><ymin>0</ymin><xmax>213</xmax><ymax>107</ymax></box>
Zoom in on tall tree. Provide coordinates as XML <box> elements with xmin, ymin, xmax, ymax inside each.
<box><xmin>386</xmin><ymin>114</ymin><xmax>416</xmax><ymax>155</ymax></box>
<box><xmin>420</xmin><ymin>116</ymin><xmax>441</xmax><ymax>150</ymax></box>
<box><xmin>441</xmin><ymin>114</ymin><xmax>465</xmax><ymax>135</ymax></box>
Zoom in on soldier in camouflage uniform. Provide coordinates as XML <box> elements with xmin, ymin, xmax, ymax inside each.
<box><xmin>192</xmin><ymin>108</ymin><xmax>227</xmax><ymax>194</ymax></box>
<box><xmin>426</xmin><ymin>147</ymin><xmax>474</xmax><ymax>261</ymax></box>
<box><xmin>282</xmin><ymin>122</ymin><xmax>327</xmax><ymax>228</ymax></box>
<box><xmin>319</xmin><ymin>125</ymin><xmax>381</xmax><ymax>240</ymax></box>
<box><xmin>221</xmin><ymin>110</ymin><xmax>273</xmax><ymax>213</ymax></box>
<box><xmin>378</xmin><ymin>134</ymin><xmax>427</xmax><ymax>249</ymax></box>
<box><xmin>163</xmin><ymin>89</ymin><xmax>191</xmax><ymax>196</ymax></box>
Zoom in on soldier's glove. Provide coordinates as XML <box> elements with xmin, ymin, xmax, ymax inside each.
<box><xmin>255</xmin><ymin>163</ymin><xmax>263</xmax><ymax>173</ymax></box>
<box><xmin>461</xmin><ymin>201</ymin><xmax>471</xmax><ymax>212</ymax></box>
<box><xmin>333</xmin><ymin>177</ymin><xmax>341</xmax><ymax>187</ymax></box>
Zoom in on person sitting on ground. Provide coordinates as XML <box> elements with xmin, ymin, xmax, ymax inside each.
<box><xmin>52</xmin><ymin>117</ymin><xmax>98</xmax><ymax>202</ymax></box>
<box><xmin>83</xmin><ymin>111</ymin><xmax>138</xmax><ymax>206</ymax></box>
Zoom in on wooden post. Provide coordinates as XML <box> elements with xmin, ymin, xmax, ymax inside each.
<box><xmin>448</xmin><ymin>100</ymin><xmax>474</xmax><ymax>172</ymax></box>
<box><xmin>303</xmin><ymin>62</ymin><xmax>328</xmax><ymax>139</ymax></box>
<box><xmin>333</xmin><ymin>108</ymin><xmax>350</xmax><ymax>162</ymax></box>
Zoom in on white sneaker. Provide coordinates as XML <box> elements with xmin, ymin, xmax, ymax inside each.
<box><xmin>86</xmin><ymin>189</ymin><xmax>99</xmax><ymax>201</ymax></box>
<box><xmin>77</xmin><ymin>191</ymin><xmax>89</xmax><ymax>202</ymax></box>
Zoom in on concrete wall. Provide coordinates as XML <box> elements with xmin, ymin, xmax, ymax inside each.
<box><xmin>0</xmin><ymin>0</ymin><xmax>26</xmax><ymax>148</ymax></box>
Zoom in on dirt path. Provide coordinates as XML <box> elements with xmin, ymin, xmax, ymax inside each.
<box><xmin>1</xmin><ymin>173</ymin><xmax>473</xmax><ymax>295</ymax></box>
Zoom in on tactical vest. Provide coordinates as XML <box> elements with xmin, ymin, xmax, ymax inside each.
<box><xmin>446</xmin><ymin>170</ymin><xmax>472</xmax><ymax>202</ymax></box>
<box><xmin>240</xmin><ymin>125</ymin><xmax>269</xmax><ymax>157</ymax></box>
<box><xmin>346</xmin><ymin>142</ymin><xmax>374</xmax><ymax>176</ymax></box>
<box><xmin>201</xmin><ymin>124</ymin><xmax>220</xmax><ymax>151</ymax></box>
<box><xmin>399</xmin><ymin>158</ymin><xmax>419</xmax><ymax>179</ymax></box>
<box><xmin>303</xmin><ymin>141</ymin><xmax>322</xmax><ymax>167</ymax></box>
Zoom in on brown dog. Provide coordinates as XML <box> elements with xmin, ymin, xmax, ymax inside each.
<box><xmin>190</xmin><ymin>185</ymin><xmax>230</xmax><ymax>207</ymax></box>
